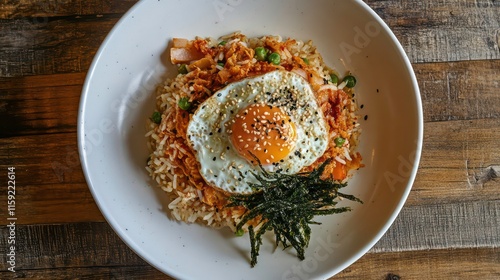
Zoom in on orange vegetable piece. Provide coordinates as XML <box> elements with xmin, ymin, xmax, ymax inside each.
<box><xmin>332</xmin><ymin>163</ymin><xmax>347</xmax><ymax>181</ymax></box>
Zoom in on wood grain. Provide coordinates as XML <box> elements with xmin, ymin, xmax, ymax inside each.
<box><xmin>0</xmin><ymin>0</ymin><xmax>137</xmax><ymax>19</ymax></box>
<box><xmin>415</xmin><ymin>60</ymin><xmax>500</xmax><ymax>122</ymax></box>
<box><xmin>366</xmin><ymin>0</ymin><xmax>500</xmax><ymax>63</ymax></box>
<box><xmin>0</xmin><ymin>73</ymin><xmax>85</xmax><ymax>138</ymax></box>
<box><xmin>373</xmin><ymin>200</ymin><xmax>500</xmax><ymax>251</ymax></box>
<box><xmin>334</xmin><ymin>248</ymin><xmax>500</xmax><ymax>279</ymax></box>
<box><xmin>0</xmin><ymin>15</ymin><xmax>120</xmax><ymax>77</ymax></box>
<box><xmin>0</xmin><ymin>223</ymin><xmax>146</xmax><ymax>270</ymax></box>
<box><xmin>0</xmin><ymin>0</ymin><xmax>499</xmax><ymax>278</ymax></box>
<box><xmin>408</xmin><ymin>118</ymin><xmax>500</xmax><ymax>206</ymax></box>
<box><xmin>1</xmin><ymin>117</ymin><xmax>499</xmax><ymax>225</ymax></box>
<box><xmin>1</xmin><ymin>60</ymin><xmax>498</xmax><ymax>138</ymax></box>
<box><xmin>0</xmin><ymin>1</ymin><xmax>499</xmax><ymax>78</ymax></box>
<box><xmin>0</xmin><ymin>222</ymin><xmax>498</xmax><ymax>278</ymax></box>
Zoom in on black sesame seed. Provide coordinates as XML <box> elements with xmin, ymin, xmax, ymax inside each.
<box><xmin>360</xmin><ymin>104</ymin><xmax>364</xmax><ymax>109</ymax></box>
<box><xmin>209</xmin><ymin>132</ymin><xmax>213</xmax><ymax>135</ymax></box>
<box><xmin>364</xmin><ymin>115</ymin><xmax>368</xmax><ymax>120</ymax></box>
<box><xmin>376</xmin><ymin>89</ymin><xmax>379</xmax><ymax>93</ymax></box>
<box><xmin>212</xmin><ymin>157</ymin><xmax>216</xmax><ymax>161</ymax></box>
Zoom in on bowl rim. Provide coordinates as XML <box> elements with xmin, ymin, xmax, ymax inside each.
<box><xmin>77</xmin><ymin>0</ymin><xmax>424</xmax><ymax>278</ymax></box>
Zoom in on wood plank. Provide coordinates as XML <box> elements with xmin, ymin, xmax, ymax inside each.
<box><xmin>409</xmin><ymin>118</ymin><xmax>500</xmax><ymax>206</ymax></box>
<box><xmin>0</xmin><ymin>133</ymin><xmax>103</xmax><ymax>224</ymax></box>
<box><xmin>0</xmin><ymin>266</ymin><xmax>169</xmax><ymax>279</ymax></box>
<box><xmin>0</xmin><ymin>1</ymin><xmax>498</xmax><ymax>78</ymax></box>
<box><xmin>0</xmin><ymin>222</ymin><xmax>498</xmax><ymax>278</ymax></box>
<box><xmin>0</xmin><ymin>0</ymin><xmax>137</xmax><ymax>19</ymax></box>
<box><xmin>0</xmin><ymin>15</ymin><xmax>120</xmax><ymax>77</ymax></box>
<box><xmin>1</xmin><ymin>116</ymin><xmax>500</xmax><ymax>224</ymax></box>
<box><xmin>12</xmin><ymin>183</ymin><xmax>103</xmax><ymax>224</ymax></box>
<box><xmin>0</xmin><ymin>223</ymin><xmax>146</xmax><ymax>270</ymax></box>
<box><xmin>0</xmin><ymin>249</ymin><xmax>497</xmax><ymax>278</ymax></box>
<box><xmin>415</xmin><ymin>60</ymin><xmax>500</xmax><ymax>122</ymax></box>
<box><xmin>334</xmin><ymin>248</ymin><xmax>500</xmax><ymax>279</ymax></box>
<box><xmin>0</xmin><ymin>72</ymin><xmax>86</xmax><ymax>90</ymax></box>
<box><xmin>366</xmin><ymin>0</ymin><xmax>500</xmax><ymax>63</ymax></box>
<box><xmin>1</xmin><ymin>60</ymin><xmax>498</xmax><ymax>137</ymax></box>
<box><xmin>373</xmin><ymin>200</ymin><xmax>500</xmax><ymax>251</ymax></box>
<box><xmin>0</xmin><ymin>73</ymin><xmax>85</xmax><ymax>138</ymax></box>
<box><xmin>0</xmin><ymin>133</ymin><xmax>85</xmax><ymax>186</ymax></box>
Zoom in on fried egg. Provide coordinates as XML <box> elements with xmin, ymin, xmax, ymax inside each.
<box><xmin>186</xmin><ymin>70</ymin><xmax>329</xmax><ymax>195</ymax></box>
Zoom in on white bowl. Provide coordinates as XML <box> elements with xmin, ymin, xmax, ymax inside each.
<box><xmin>78</xmin><ymin>0</ymin><xmax>423</xmax><ymax>279</ymax></box>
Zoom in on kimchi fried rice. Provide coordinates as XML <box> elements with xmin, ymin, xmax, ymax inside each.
<box><xmin>145</xmin><ymin>32</ymin><xmax>362</xmax><ymax>231</ymax></box>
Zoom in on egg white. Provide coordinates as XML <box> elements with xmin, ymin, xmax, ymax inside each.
<box><xmin>187</xmin><ymin>70</ymin><xmax>329</xmax><ymax>195</ymax></box>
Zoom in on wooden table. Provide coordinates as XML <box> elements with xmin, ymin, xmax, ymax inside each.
<box><xmin>1</xmin><ymin>0</ymin><xmax>499</xmax><ymax>279</ymax></box>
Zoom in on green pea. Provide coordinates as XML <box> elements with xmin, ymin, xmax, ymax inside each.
<box><xmin>302</xmin><ymin>57</ymin><xmax>310</xmax><ymax>65</ymax></box>
<box><xmin>334</xmin><ymin>137</ymin><xmax>346</xmax><ymax>147</ymax></box>
<box><xmin>151</xmin><ymin>111</ymin><xmax>161</xmax><ymax>124</ymax></box>
<box><xmin>178</xmin><ymin>97</ymin><xmax>192</xmax><ymax>111</ymax></box>
<box><xmin>267</xmin><ymin>52</ymin><xmax>281</xmax><ymax>65</ymax></box>
<box><xmin>235</xmin><ymin>228</ymin><xmax>244</xmax><ymax>237</ymax></box>
<box><xmin>178</xmin><ymin>64</ymin><xmax>188</xmax><ymax>74</ymax></box>
<box><xmin>254</xmin><ymin>47</ymin><xmax>268</xmax><ymax>61</ymax></box>
<box><xmin>330</xmin><ymin>73</ymin><xmax>339</xmax><ymax>85</ymax></box>
<box><xmin>218</xmin><ymin>40</ymin><xmax>227</xmax><ymax>46</ymax></box>
<box><xmin>343</xmin><ymin>75</ymin><xmax>357</xmax><ymax>88</ymax></box>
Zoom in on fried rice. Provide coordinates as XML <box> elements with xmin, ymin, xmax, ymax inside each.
<box><xmin>145</xmin><ymin>32</ymin><xmax>362</xmax><ymax>231</ymax></box>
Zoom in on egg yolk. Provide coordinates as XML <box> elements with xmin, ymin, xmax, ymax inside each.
<box><xmin>230</xmin><ymin>104</ymin><xmax>296</xmax><ymax>164</ymax></box>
